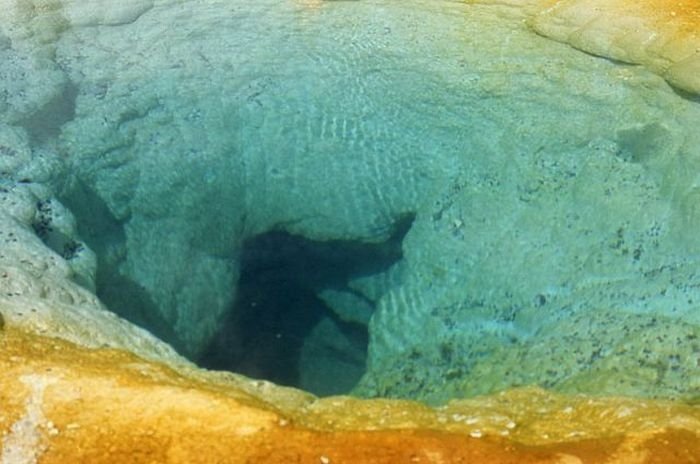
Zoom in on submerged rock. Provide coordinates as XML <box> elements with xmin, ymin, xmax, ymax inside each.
<box><xmin>46</xmin><ymin>0</ymin><xmax>700</xmax><ymax>403</ymax></box>
<box><xmin>472</xmin><ymin>0</ymin><xmax>700</xmax><ymax>95</ymax></box>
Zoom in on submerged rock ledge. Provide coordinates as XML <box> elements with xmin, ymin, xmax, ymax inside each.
<box><xmin>473</xmin><ymin>0</ymin><xmax>700</xmax><ymax>95</ymax></box>
<box><xmin>1</xmin><ymin>326</ymin><xmax>698</xmax><ymax>463</ymax></box>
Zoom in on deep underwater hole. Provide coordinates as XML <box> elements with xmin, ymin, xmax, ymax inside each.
<box><xmin>62</xmin><ymin>170</ymin><xmax>415</xmax><ymax>395</ymax></box>
<box><xmin>198</xmin><ymin>214</ymin><xmax>414</xmax><ymax>396</ymax></box>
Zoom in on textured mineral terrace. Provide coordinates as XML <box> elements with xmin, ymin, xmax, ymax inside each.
<box><xmin>1</xmin><ymin>328</ymin><xmax>699</xmax><ymax>463</ymax></box>
<box><xmin>472</xmin><ymin>0</ymin><xmax>700</xmax><ymax>95</ymax></box>
<box><xmin>1</xmin><ymin>0</ymin><xmax>700</xmax><ymax>462</ymax></box>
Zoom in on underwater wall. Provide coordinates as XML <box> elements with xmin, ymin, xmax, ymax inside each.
<box><xmin>2</xmin><ymin>0</ymin><xmax>700</xmax><ymax>400</ymax></box>
<box><xmin>1</xmin><ymin>0</ymin><xmax>700</xmax><ymax>461</ymax></box>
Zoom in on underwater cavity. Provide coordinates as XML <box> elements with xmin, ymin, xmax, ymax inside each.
<box><xmin>198</xmin><ymin>216</ymin><xmax>413</xmax><ymax>396</ymax></box>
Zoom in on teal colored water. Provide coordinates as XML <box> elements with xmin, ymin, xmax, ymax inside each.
<box><xmin>4</xmin><ymin>0</ymin><xmax>699</xmax><ymax>401</ymax></box>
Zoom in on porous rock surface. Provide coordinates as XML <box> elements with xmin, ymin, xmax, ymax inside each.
<box><xmin>0</xmin><ymin>173</ymin><xmax>184</xmax><ymax>368</ymax></box>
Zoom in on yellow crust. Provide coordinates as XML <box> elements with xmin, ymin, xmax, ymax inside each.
<box><xmin>1</xmin><ymin>328</ymin><xmax>698</xmax><ymax>463</ymax></box>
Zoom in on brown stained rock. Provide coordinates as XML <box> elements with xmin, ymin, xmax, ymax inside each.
<box><xmin>1</xmin><ymin>327</ymin><xmax>698</xmax><ymax>463</ymax></box>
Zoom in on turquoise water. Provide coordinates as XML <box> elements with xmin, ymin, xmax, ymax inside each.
<box><xmin>5</xmin><ymin>0</ymin><xmax>699</xmax><ymax>401</ymax></box>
